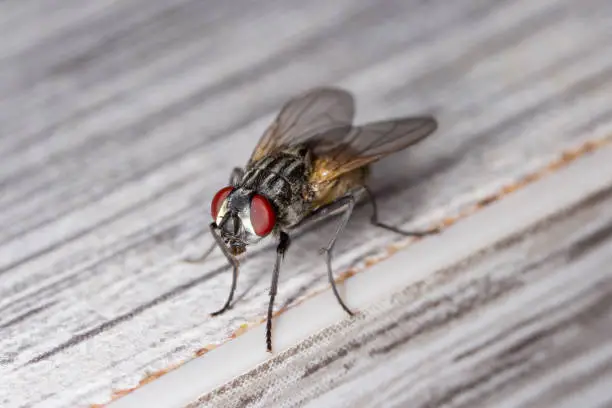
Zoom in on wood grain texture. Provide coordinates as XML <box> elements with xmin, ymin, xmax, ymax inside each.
<box><xmin>0</xmin><ymin>0</ymin><xmax>611</xmax><ymax>407</ymax></box>
<box><xmin>193</xmin><ymin>171</ymin><xmax>612</xmax><ymax>408</ymax></box>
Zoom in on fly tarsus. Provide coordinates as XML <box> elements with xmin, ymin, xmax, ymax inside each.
<box><xmin>321</xmin><ymin>247</ymin><xmax>356</xmax><ymax>316</ymax></box>
<box><xmin>306</xmin><ymin>193</ymin><xmax>359</xmax><ymax>316</ymax></box>
<box><xmin>209</xmin><ymin>222</ymin><xmax>240</xmax><ymax>317</ymax></box>
<box><xmin>210</xmin><ymin>260</ymin><xmax>238</xmax><ymax>317</ymax></box>
<box><xmin>183</xmin><ymin>240</ymin><xmax>216</xmax><ymax>264</ymax></box>
<box><xmin>364</xmin><ymin>186</ymin><xmax>440</xmax><ymax>237</ymax></box>
<box><xmin>371</xmin><ymin>221</ymin><xmax>440</xmax><ymax>237</ymax></box>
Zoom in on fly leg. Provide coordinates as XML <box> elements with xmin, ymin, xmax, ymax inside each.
<box><xmin>184</xmin><ymin>167</ymin><xmax>244</xmax><ymax>263</ymax></box>
<box><xmin>207</xmin><ymin>222</ymin><xmax>240</xmax><ymax>316</ymax></box>
<box><xmin>364</xmin><ymin>186</ymin><xmax>440</xmax><ymax>236</ymax></box>
<box><xmin>301</xmin><ymin>186</ymin><xmax>438</xmax><ymax>316</ymax></box>
<box><xmin>185</xmin><ymin>168</ymin><xmax>244</xmax><ymax>315</ymax></box>
<box><xmin>230</xmin><ymin>167</ymin><xmax>245</xmax><ymax>186</ymax></box>
<box><xmin>183</xmin><ymin>241</ymin><xmax>217</xmax><ymax>264</ymax></box>
<box><xmin>301</xmin><ymin>193</ymin><xmax>360</xmax><ymax>316</ymax></box>
<box><xmin>266</xmin><ymin>231</ymin><xmax>290</xmax><ymax>352</ymax></box>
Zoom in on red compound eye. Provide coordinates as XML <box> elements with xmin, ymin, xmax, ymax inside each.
<box><xmin>250</xmin><ymin>194</ymin><xmax>275</xmax><ymax>236</ymax></box>
<box><xmin>211</xmin><ymin>186</ymin><xmax>233</xmax><ymax>220</ymax></box>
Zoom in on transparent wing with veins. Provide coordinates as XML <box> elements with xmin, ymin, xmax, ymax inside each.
<box><xmin>248</xmin><ymin>86</ymin><xmax>437</xmax><ymax>184</ymax></box>
<box><xmin>309</xmin><ymin>116</ymin><xmax>438</xmax><ymax>185</ymax></box>
<box><xmin>248</xmin><ymin>87</ymin><xmax>355</xmax><ymax>165</ymax></box>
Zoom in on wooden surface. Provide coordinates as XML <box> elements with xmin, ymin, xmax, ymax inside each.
<box><xmin>1</xmin><ymin>0</ymin><xmax>611</xmax><ymax>407</ymax></box>
<box><xmin>112</xmin><ymin>143</ymin><xmax>612</xmax><ymax>408</ymax></box>
<box><xmin>190</xmin><ymin>145</ymin><xmax>612</xmax><ymax>408</ymax></box>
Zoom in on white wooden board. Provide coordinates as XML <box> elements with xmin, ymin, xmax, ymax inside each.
<box><xmin>1</xmin><ymin>0</ymin><xmax>611</xmax><ymax>406</ymax></box>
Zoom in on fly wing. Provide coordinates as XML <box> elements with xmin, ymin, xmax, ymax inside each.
<box><xmin>310</xmin><ymin>116</ymin><xmax>437</xmax><ymax>184</ymax></box>
<box><xmin>248</xmin><ymin>88</ymin><xmax>355</xmax><ymax>165</ymax></box>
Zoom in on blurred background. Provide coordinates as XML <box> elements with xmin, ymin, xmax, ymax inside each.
<box><xmin>1</xmin><ymin>1</ymin><xmax>611</xmax><ymax>407</ymax></box>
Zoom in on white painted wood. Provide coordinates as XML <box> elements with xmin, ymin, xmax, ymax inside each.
<box><xmin>110</xmin><ymin>143</ymin><xmax>612</xmax><ymax>408</ymax></box>
<box><xmin>1</xmin><ymin>0</ymin><xmax>612</xmax><ymax>407</ymax></box>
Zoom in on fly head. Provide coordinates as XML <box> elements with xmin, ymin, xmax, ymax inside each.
<box><xmin>211</xmin><ymin>186</ymin><xmax>277</xmax><ymax>253</ymax></box>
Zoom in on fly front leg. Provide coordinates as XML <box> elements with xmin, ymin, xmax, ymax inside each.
<box><xmin>364</xmin><ymin>186</ymin><xmax>440</xmax><ymax>236</ymax></box>
<box><xmin>207</xmin><ymin>222</ymin><xmax>240</xmax><ymax>316</ymax></box>
<box><xmin>183</xmin><ymin>240</ymin><xmax>217</xmax><ymax>264</ymax></box>
<box><xmin>266</xmin><ymin>231</ymin><xmax>291</xmax><ymax>352</ymax></box>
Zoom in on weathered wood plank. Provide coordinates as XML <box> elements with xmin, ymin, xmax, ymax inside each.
<box><xmin>112</xmin><ymin>143</ymin><xmax>612</xmax><ymax>408</ymax></box>
<box><xmin>198</xmin><ymin>194</ymin><xmax>612</xmax><ymax>408</ymax></box>
<box><xmin>1</xmin><ymin>0</ymin><xmax>611</xmax><ymax>406</ymax></box>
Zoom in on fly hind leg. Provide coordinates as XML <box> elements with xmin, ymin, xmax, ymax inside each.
<box><xmin>364</xmin><ymin>186</ymin><xmax>440</xmax><ymax>237</ymax></box>
<box><xmin>302</xmin><ymin>193</ymin><xmax>360</xmax><ymax>316</ymax></box>
<box><xmin>302</xmin><ymin>186</ymin><xmax>439</xmax><ymax>317</ymax></box>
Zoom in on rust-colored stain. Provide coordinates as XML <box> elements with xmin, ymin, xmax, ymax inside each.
<box><xmin>336</xmin><ymin>268</ymin><xmax>357</xmax><ymax>283</ymax></box>
<box><xmin>194</xmin><ymin>343</ymin><xmax>217</xmax><ymax>357</ymax></box>
<box><xmin>230</xmin><ymin>323</ymin><xmax>250</xmax><ymax>339</ymax></box>
<box><xmin>92</xmin><ymin>365</ymin><xmax>179</xmax><ymax>407</ymax></box>
<box><xmin>385</xmin><ymin>246</ymin><xmax>399</xmax><ymax>256</ymax></box>
<box><xmin>477</xmin><ymin>194</ymin><xmax>500</xmax><ymax>207</ymax></box>
<box><xmin>365</xmin><ymin>257</ymin><xmax>378</xmax><ymax>267</ymax></box>
<box><xmin>441</xmin><ymin>216</ymin><xmax>458</xmax><ymax>227</ymax></box>
<box><xmin>101</xmin><ymin>136</ymin><xmax>610</xmax><ymax>407</ymax></box>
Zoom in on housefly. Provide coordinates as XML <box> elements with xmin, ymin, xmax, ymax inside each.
<box><xmin>190</xmin><ymin>88</ymin><xmax>439</xmax><ymax>352</ymax></box>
